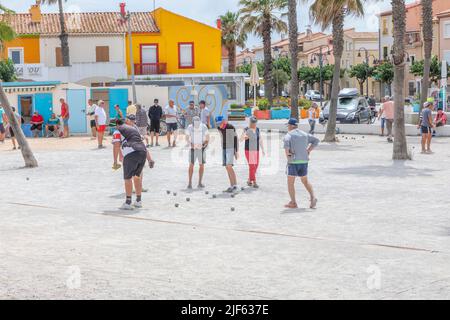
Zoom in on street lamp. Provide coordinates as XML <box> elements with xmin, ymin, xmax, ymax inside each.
<box><xmin>273</xmin><ymin>46</ymin><xmax>282</xmax><ymax>103</ymax></box>
<box><xmin>119</xmin><ymin>3</ymin><xmax>137</xmax><ymax>104</ymax></box>
<box><xmin>357</xmin><ymin>47</ymin><xmax>379</xmax><ymax>98</ymax></box>
<box><xmin>310</xmin><ymin>45</ymin><xmax>331</xmax><ymax>108</ymax></box>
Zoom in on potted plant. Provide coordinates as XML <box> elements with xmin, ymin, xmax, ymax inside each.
<box><xmin>254</xmin><ymin>98</ymin><xmax>271</xmax><ymax>120</ymax></box>
<box><xmin>243</xmin><ymin>100</ymin><xmax>254</xmax><ymax>117</ymax></box>
<box><xmin>298</xmin><ymin>98</ymin><xmax>312</xmax><ymax>119</ymax></box>
<box><xmin>271</xmin><ymin>99</ymin><xmax>291</xmax><ymax>119</ymax></box>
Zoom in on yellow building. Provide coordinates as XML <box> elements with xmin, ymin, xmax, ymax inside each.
<box><xmin>126</xmin><ymin>8</ymin><xmax>222</xmax><ymax>76</ymax></box>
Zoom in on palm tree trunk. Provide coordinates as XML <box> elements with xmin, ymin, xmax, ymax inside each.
<box><xmin>228</xmin><ymin>45</ymin><xmax>236</xmax><ymax>73</ymax></box>
<box><xmin>0</xmin><ymin>84</ymin><xmax>38</xmax><ymax>168</ymax></box>
<box><xmin>288</xmin><ymin>0</ymin><xmax>299</xmax><ymax>120</ymax></box>
<box><xmin>391</xmin><ymin>0</ymin><xmax>409</xmax><ymax>160</ymax></box>
<box><xmin>262</xmin><ymin>15</ymin><xmax>273</xmax><ymax>106</ymax></box>
<box><xmin>58</xmin><ymin>0</ymin><xmax>70</xmax><ymax>66</ymax></box>
<box><xmin>420</xmin><ymin>0</ymin><xmax>433</xmax><ymax>108</ymax></box>
<box><xmin>324</xmin><ymin>11</ymin><xmax>344</xmax><ymax>142</ymax></box>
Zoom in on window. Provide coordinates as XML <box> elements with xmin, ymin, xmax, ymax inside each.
<box><xmin>408</xmin><ymin>81</ymin><xmax>416</xmax><ymax>96</ymax></box>
<box><xmin>382</xmin><ymin>19</ymin><xmax>388</xmax><ymax>36</ymax></box>
<box><xmin>178</xmin><ymin>42</ymin><xmax>194</xmax><ymax>68</ymax></box>
<box><xmin>409</xmin><ymin>54</ymin><xmax>416</xmax><ymax>66</ymax></box>
<box><xmin>444</xmin><ymin>22</ymin><xmax>450</xmax><ymax>39</ymax></box>
<box><xmin>444</xmin><ymin>51</ymin><xmax>450</xmax><ymax>65</ymax></box>
<box><xmin>383</xmin><ymin>46</ymin><xmax>389</xmax><ymax>60</ymax></box>
<box><xmin>8</xmin><ymin>48</ymin><xmax>24</xmax><ymax>64</ymax></box>
<box><xmin>55</xmin><ymin>47</ymin><xmax>63</xmax><ymax>67</ymax></box>
<box><xmin>96</xmin><ymin>46</ymin><xmax>110</xmax><ymax>62</ymax></box>
<box><xmin>141</xmin><ymin>44</ymin><xmax>158</xmax><ymax>64</ymax></box>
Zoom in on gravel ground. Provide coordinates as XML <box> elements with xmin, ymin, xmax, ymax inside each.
<box><xmin>0</xmin><ymin>131</ymin><xmax>449</xmax><ymax>299</ymax></box>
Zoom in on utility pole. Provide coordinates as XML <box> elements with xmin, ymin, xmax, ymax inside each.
<box><xmin>310</xmin><ymin>45</ymin><xmax>331</xmax><ymax>108</ymax></box>
<box><xmin>120</xmin><ymin>3</ymin><xmax>137</xmax><ymax>104</ymax></box>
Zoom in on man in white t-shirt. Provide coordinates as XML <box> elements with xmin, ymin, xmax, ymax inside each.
<box><xmin>94</xmin><ymin>100</ymin><xmax>107</xmax><ymax>149</ymax></box>
<box><xmin>86</xmin><ymin>99</ymin><xmax>98</xmax><ymax>139</ymax></box>
<box><xmin>199</xmin><ymin>100</ymin><xmax>211</xmax><ymax>128</ymax></box>
<box><xmin>164</xmin><ymin>99</ymin><xmax>178</xmax><ymax>147</ymax></box>
<box><xmin>186</xmin><ymin>116</ymin><xmax>209</xmax><ymax>189</ymax></box>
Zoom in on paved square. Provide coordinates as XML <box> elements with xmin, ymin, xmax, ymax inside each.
<box><xmin>0</xmin><ymin>132</ymin><xmax>449</xmax><ymax>299</ymax></box>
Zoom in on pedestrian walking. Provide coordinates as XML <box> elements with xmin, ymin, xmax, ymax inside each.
<box><xmin>148</xmin><ymin>99</ymin><xmax>163</xmax><ymax>147</ymax></box>
<box><xmin>186</xmin><ymin>116</ymin><xmax>209</xmax><ymax>189</ymax></box>
<box><xmin>284</xmin><ymin>118</ymin><xmax>319</xmax><ymax>209</ymax></box>
<box><xmin>378</xmin><ymin>96</ymin><xmax>394</xmax><ymax>142</ymax></box>
<box><xmin>308</xmin><ymin>103</ymin><xmax>318</xmax><ymax>135</ymax></box>
<box><xmin>240</xmin><ymin>116</ymin><xmax>264</xmax><ymax>188</ymax></box>
<box><xmin>218</xmin><ymin>118</ymin><xmax>239</xmax><ymax>193</ymax></box>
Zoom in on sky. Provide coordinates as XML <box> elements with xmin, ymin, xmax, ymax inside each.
<box><xmin>6</xmin><ymin>0</ymin><xmax>418</xmax><ymax>48</ymax></box>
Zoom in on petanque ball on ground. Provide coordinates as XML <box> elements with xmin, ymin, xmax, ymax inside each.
<box><xmin>231</xmin><ymin>207</ymin><xmax>235</xmax><ymax>212</ymax></box>
<box><xmin>212</xmin><ymin>194</ymin><xmax>217</xmax><ymax>199</ymax></box>
<box><xmin>175</xmin><ymin>203</ymin><xmax>179</xmax><ymax>208</ymax></box>
<box><xmin>186</xmin><ymin>198</ymin><xmax>190</xmax><ymax>202</ymax></box>
<box><xmin>231</xmin><ymin>194</ymin><xmax>235</xmax><ymax>198</ymax></box>
<box><xmin>205</xmin><ymin>191</ymin><xmax>209</xmax><ymax>195</ymax></box>
<box><xmin>166</xmin><ymin>190</ymin><xmax>170</xmax><ymax>194</ymax></box>
<box><xmin>173</xmin><ymin>192</ymin><xmax>177</xmax><ymax>196</ymax></box>
<box><xmin>241</xmin><ymin>187</ymin><xmax>245</xmax><ymax>191</ymax></box>
<box><xmin>26</xmin><ymin>177</ymin><xmax>30</xmax><ymax>181</ymax></box>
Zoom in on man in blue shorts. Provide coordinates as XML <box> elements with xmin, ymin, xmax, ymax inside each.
<box><xmin>283</xmin><ymin>118</ymin><xmax>319</xmax><ymax>209</ymax></box>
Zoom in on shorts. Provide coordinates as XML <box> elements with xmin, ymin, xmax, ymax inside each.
<box><xmin>421</xmin><ymin>126</ymin><xmax>432</xmax><ymax>134</ymax></box>
<box><xmin>190</xmin><ymin>148</ymin><xmax>206</xmax><ymax>164</ymax></box>
<box><xmin>123</xmin><ymin>151</ymin><xmax>147</xmax><ymax>180</ymax></box>
<box><xmin>97</xmin><ymin>125</ymin><xmax>106</xmax><ymax>133</ymax></box>
<box><xmin>167</xmin><ymin>122</ymin><xmax>178</xmax><ymax>132</ymax></box>
<box><xmin>63</xmin><ymin>118</ymin><xmax>69</xmax><ymax>126</ymax></box>
<box><xmin>0</xmin><ymin>123</ymin><xmax>4</xmax><ymax>134</ymax></box>
<box><xmin>138</xmin><ymin>127</ymin><xmax>148</xmax><ymax>136</ymax></box>
<box><xmin>90</xmin><ymin>120</ymin><xmax>96</xmax><ymax>128</ymax></box>
<box><xmin>222</xmin><ymin>149</ymin><xmax>235</xmax><ymax>166</ymax></box>
<box><xmin>47</xmin><ymin>125</ymin><xmax>56</xmax><ymax>132</ymax></box>
<box><xmin>381</xmin><ymin>118</ymin><xmax>386</xmax><ymax>129</ymax></box>
<box><xmin>287</xmin><ymin>163</ymin><xmax>309</xmax><ymax>177</ymax></box>
<box><xmin>150</xmin><ymin>120</ymin><xmax>160</xmax><ymax>133</ymax></box>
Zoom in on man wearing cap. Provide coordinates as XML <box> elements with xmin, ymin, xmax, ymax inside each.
<box><xmin>241</xmin><ymin>116</ymin><xmax>264</xmax><ymax>188</ymax></box>
<box><xmin>378</xmin><ymin>96</ymin><xmax>394</xmax><ymax>142</ymax></box>
<box><xmin>284</xmin><ymin>118</ymin><xmax>319</xmax><ymax>209</ymax></box>
<box><xmin>112</xmin><ymin>118</ymin><xmax>149</xmax><ymax>210</ymax></box>
<box><xmin>164</xmin><ymin>99</ymin><xmax>178</xmax><ymax>147</ymax></box>
<box><xmin>148</xmin><ymin>99</ymin><xmax>163</xmax><ymax>147</ymax></box>
<box><xmin>186</xmin><ymin>116</ymin><xmax>209</xmax><ymax>189</ymax></box>
<box><xmin>218</xmin><ymin>118</ymin><xmax>239</xmax><ymax>193</ymax></box>
<box><xmin>418</xmin><ymin>101</ymin><xmax>435</xmax><ymax>154</ymax></box>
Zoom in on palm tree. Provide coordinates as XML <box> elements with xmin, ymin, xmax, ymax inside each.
<box><xmin>220</xmin><ymin>11</ymin><xmax>247</xmax><ymax>73</ymax></box>
<box><xmin>0</xmin><ymin>4</ymin><xmax>38</xmax><ymax>167</ymax></box>
<box><xmin>42</xmin><ymin>0</ymin><xmax>70</xmax><ymax>66</ymax></box>
<box><xmin>420</xmin><ymin>0</ymin><xmax>433</xmax><ymax>109</ymax></box>
<box><xmin>391</xmin><ymin>0</ymin><xmax>408</xmax><ymax>160</ymax></box>
<box><xmin>288</xmin><ymin>0</ymin><xmax>299</xmax><ymax>120</ymax></box>
<box><xmin>240</xmin><ymin>0</ymin><xmax>288</xmax><ymax>106</ymax></box>
<box><xmin>310</xmin><ymin>0</ymin><xmax>365</xmax><ymax>142</ymax></box>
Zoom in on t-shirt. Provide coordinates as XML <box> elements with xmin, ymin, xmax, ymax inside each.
<box><xmin>218</xmin><ymin>123</ymin><xmax>238</xmax><ymax>152</ymax></box>
<box><xmin>200</xmin><ymin>107</ymin><xmax>211</xmax><ymax>125</ymax></box>
<box><xmin>0</xmin><ymin>108</ymin><xmax>4</xmax><ymax>124</ymax></box>
<box><xmin>31</xmin><ymin>114</ymin><xmax>44</xmax><ymax>124</ymax></box>
<box><xmin>126</xmin><ymin>104</ymin><xmax>136</xmax><ymax>116</ymax></box>
<box><xmin>421</xmin><ymin>108</ymin><xmax>433</xmax><ymax>127</ymax></box>
<box><xmin>94</xmin><ymin>106</ymin><xmax>107</xmax><ymax>125</ymax></box>
<box><xmin>47</xmin><ymin>118</ymin><xmax>59</xmax><ymax>125</ymax></box>
<box><xmin>87</xmin><ymin>104</ymin><xmax>97</xmax><ymax>121</ymax></box>
<box><xmin>436</xmin><ymin>112</ymin><xmax>447</xmax><ymax>125</ymax></box>
<box><xmin>382</xmin><ymin>101</ymin><xmax>394</xmax><ymax>120</ymax></box>
<box><xmin>309</xmin><ymin>108</ymin><xmax>317</xmax><ymax>121</ymax></box>
<box><xmin>187</xmin><ymin>123</ymin><xmax>209</xmax><ymax>149</ymax></box>
<box><xmin>148</xmin><ymin>105</ymin><xmax>163</xmax><ymax>121</ymax></box>
<box><xmin>61</xmin><ymin>103</ymin><xmax>69</xmax><ymax>119</ymax></box>
<box><xmin>184</xmin><ymin>106</ymin><xmax>200</xmax><ymax>127</ymax></box>
<box><xmin>244</xmin><ymin>127</ymin><xmax>260</xmax><ymax>152</ymax></box>
<box><xmin>135</xmin><ymin>108</ymin><xmax>148</xmax><ymax>128</ymax></box>
<box><xmin>112</xmin><ymin>124</ymin><xmax>147</xmax><ymax>158</ymax></box>
<box><xmin>165</xmin><ymin>105</ymin><xmax>178</xmax><ymax>124</ymax></box>
<box><xmin>283</xmin><ymin>129</ymin><xmax>320</xmax><ymax>164</ymax></box>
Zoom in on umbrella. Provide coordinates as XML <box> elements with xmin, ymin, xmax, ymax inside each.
<box><xmin>250</xmin><ymin>63</ymin><xmax>260</xmax><ymax>109</ymax></box>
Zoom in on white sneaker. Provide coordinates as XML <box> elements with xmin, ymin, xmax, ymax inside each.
<box><xmin>119</xmin><ymin>203</ymin><xmax>134</xmax><ymax>210</ymax></box>
<box><xmin>133</xmin><ymin>201</ymin><xmax>143</xmax><ymax>208</ymax></box>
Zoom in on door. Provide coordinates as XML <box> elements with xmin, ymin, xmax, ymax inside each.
<box><xmin>67</xmin><ymin>89</ymin><xmax>87</xmax><ymax>133</ymax></box>
<box><xmin>34</xmin><ymin>93</ymin><xmax>53</xmax><ymax>123</ymax></box>
<box><xmin>109</xmin><ymin>89</ymin><xmax>128</xmax><ymax>119</ymax></box>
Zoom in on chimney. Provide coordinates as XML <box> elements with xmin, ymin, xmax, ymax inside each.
<box><xmin>120</xmin><ymin>3</ymin><xmax>127</xmax><ymax>17</ymax></box>
<box><xmin>216</xmin><ymin>19</ymin><xmax>222</xmax><ymax>29</ymax></box>
<box><xmin>29</xmin><ymin>1</ymin><xmax>42</xmax><ymax>23</ymax></box>
<box><xmin>306</xmin><ymin>25</ymin><xmax>313</xmax><ymax>39</ymax></box>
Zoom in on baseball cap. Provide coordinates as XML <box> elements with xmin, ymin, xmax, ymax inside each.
<box><xmin>423</xmin><ymin>101</ymin><xmax>432</xmax><ymax>108</ymax></box>
<box><xmin>249</xmin><ymin>116</ymin><xmax>258</xmax><ymax>124</ymax></box>
<box><xmin>126</xmin><ymin>114</ymin><xmax>136</xmax><ymax>121</ymax></box>
<box><xmin>287</xmin><ymin>118</ymin><xmax>299</xmax><ymax>126</ymax></box>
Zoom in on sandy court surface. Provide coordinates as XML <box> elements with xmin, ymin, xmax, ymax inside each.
<box><xmin>0</xmin><ymin>131</ymin><xmax>449</xmax><ymax>299</ymax></box>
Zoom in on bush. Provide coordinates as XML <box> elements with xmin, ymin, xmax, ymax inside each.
<box><xmin>230</xmin><ymin>103</ymin><xmax>244</xmax><ymax>110</ymax></box>
<box><xmin>0</xmin><ymin>59</ymin><xmax>17</xmax><ymax>82</ymax></box>
<box><xmin>298</xmin><ymin>98</ymin><xmax>312</xmax><ymax>109</ymax></box>
<box><xmin>257</xmin><ymin>98</ymin><xmax>271</xmax><ymax>111</ymax></box>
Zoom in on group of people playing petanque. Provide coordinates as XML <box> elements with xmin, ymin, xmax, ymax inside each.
<box><xmin>106</xmin><ymin>99</ymin><xmax>319</xmax><ymax>211</ymax></box>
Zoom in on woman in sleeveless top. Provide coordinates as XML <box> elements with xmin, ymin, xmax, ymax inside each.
<box><xmin>240</xmin><ymin>116</ymin><xmax>265</xmax><ymax>188</ymax></box>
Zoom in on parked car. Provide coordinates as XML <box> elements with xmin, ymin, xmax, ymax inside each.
<box><xmin>320</xmin><ymin>93</ymin><xmax>372</xmax><ymax>124</ymax></box>
<box><xmin>305</xmin><ymin>90</ymin><xmax>323</xmax><ymax>101</ymax></box>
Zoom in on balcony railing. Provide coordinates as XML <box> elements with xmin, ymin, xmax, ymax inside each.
<box><xmin>134</xmin><ymin>63</ymin><xmax>167</xmax><ymax>75</ymax></box>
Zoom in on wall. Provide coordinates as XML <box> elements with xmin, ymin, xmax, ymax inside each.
<box><xmin>113</xmin><ymin>85</ymin><xmax>169</xmax><ymax>108</ymax></box>
<box><xmin>2</xmin><ymin>36</ymin><xmax>40</xmax><ymax>63</ymax></box>
<box><xmin>440</xmin><ymin>16</ymin><xmax>450</xmax><ymax>64</ymax></box>
<box><xmin>126</xmin><ymin>8</ymin><xmax>222</xmax><ymax>75</ymax></box>
<box><xmin>40</xmin><ymin>35</ymin><xmax>126</xmax><ymax>67</ymax></box>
